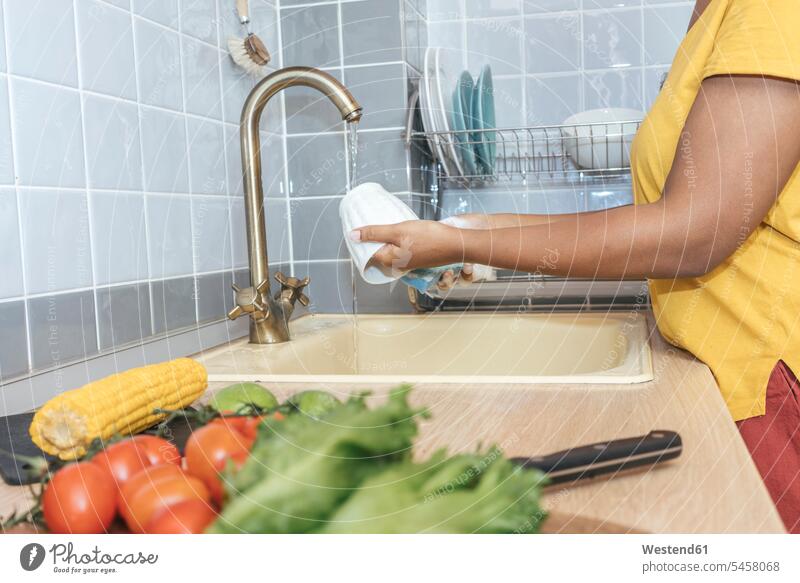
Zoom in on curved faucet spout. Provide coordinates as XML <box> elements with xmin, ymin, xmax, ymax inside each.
<box><xmin>230</xmin><ymin>67</ymin><xmax>362</xmax><ymax>344</ymax></box>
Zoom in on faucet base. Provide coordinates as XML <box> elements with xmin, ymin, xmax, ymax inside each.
<box><xmin>249</xmin><ymin>309</ymin><xmax>291</xmax><ymax>344</ymax></box>
<box><xmin>250</xmin><ymin>298</ymin><xmax>290</xmax><ymax>344</ymax></box>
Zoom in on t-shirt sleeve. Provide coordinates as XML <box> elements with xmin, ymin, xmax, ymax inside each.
<box><xmin>703</xmin><ymin>0</ymin><xmax>800</xmax><ymax>81</ymax></box>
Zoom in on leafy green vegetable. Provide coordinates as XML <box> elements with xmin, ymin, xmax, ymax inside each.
<box><xmin>319</xmin><ymin>448</ymin><xmax>547</xmax><ymax>533</ymax></box>
<box><xmin>208</xmin><ymin>386</ymin><xmax>425</xmax><ymax>533</ymax></box>
<box><xmin>208</xmin><ymin>385</ymin><xmax>547</xmax><ymax>534</ymax></box>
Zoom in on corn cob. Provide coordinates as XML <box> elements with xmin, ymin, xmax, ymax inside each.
<box><xmin>30</xmin><ymin>358</ymin><xmax>207</xmax><ymax>460</ymax></box>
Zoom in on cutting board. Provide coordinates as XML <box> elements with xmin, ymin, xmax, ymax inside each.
<box><xmin>0</xmin><ymin>412</ymin><xmax>201</xmax><ymax>486</ymax></box>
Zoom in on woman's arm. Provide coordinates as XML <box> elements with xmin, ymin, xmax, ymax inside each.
<box><xmin>446</xmin><ymin>212</ymin><xmax>597</xmax><ymax>229</ymax></box>
<box><xmin>354</xmin><ymin>75</ymin><xmax>800</xmax><ymax>279</ymax></box>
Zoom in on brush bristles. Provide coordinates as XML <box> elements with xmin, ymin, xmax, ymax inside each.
<box><xmin>228</xmin><ymin>37</ymin><xmax>265</xmax><ymax>77</ymax></box>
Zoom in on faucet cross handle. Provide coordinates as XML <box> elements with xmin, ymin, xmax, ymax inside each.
<box><xmin>228</xmin><ymin>279</ymin><xmax>270</xmax><ymax>321</ymax></box>
<box><xmin>274</xmin><ymin>272</ymin><xmax>310</xmax><ymax>307</ymax></box>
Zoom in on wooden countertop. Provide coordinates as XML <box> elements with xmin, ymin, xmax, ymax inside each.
<box><xmin>0</xmin><ymin>316</ymin><xmax>785</xmax><ymax>533</ymax></box>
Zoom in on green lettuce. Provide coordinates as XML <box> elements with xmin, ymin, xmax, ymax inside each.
<box><xmin>208</xmin><ymin>386</ymin><xmax>425</xmax><ymax>533</ymax></box>
<box><xmin>208</xmin><ymin>386</ymin><xmax>547</xmax><ymax>534</ymax></box>
<box><xmin>319</xmin><ymin>448</ymin><xmax>547</xmax><ymax>533</ymax></box>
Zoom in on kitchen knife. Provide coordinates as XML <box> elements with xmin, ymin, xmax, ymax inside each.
<box><xmin>512</xmin><ymin>430</ymin><xmax>682</xmax><ymax>485</ymax></box>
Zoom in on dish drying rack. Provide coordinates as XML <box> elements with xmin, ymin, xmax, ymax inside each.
<box><xmin>404</xmin><ymin>89</ymin><xmax>641</xmax><ymax>188</ymax></box>
<box><xmin>422</xmin><ymin>122</ymin><xmax>640</xmax><ymax>185</ymax></box>
<box><xmin>403</xmin><ymin>89</ymin><xmax>648</xmax><ymax>312</ymax></box>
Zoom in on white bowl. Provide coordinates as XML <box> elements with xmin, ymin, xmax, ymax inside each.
<box><xmin>561</xmin><ymin>108</ymin><xmax>643</xmax><ymax>170</ymax></box>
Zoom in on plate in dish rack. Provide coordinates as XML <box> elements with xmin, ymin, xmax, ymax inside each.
<box><xmin>433</xmin><ymin>47</ymin><xmax>465</xmax><ymax>177</ymax></box>
<box><xmin>422</xmin><ymin>47</ymin><xmax>457</xmax><ymax>177</ymax></box>
<box><xmin>420</xmin><ymin>48</ymin><xmax>453</xmax><ymax>176</ymax></box>
<box><xmin>451</xmin><ymin>70</ymin><xmax>478</xmax><ymax>176</ymax></box>
<box><xmin>471</xmin><ymin>64</ymin><xmax>496</xmax><ymax>175</ymax></box>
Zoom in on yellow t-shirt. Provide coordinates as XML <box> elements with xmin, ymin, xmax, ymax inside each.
<box><xmin>631</xmin><ymin>0</ymin><xmax>800</xmax><ymax>421</ymax></box>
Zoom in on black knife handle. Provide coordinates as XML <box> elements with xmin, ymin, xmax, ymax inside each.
<box><xmin>512</xmin><ymin>430</ymin><xmax>682</xmax><ymax>485</ymax></box>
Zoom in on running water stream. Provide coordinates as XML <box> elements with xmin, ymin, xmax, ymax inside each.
<box><xmin>346</xmin><ymin>122</ymin><xmax>360</xmax><ymax>373</ymax></box>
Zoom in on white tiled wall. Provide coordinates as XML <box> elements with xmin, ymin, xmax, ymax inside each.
<box><xmin>422</xmin><ymin>0</ymin><xmax>693</xmax><ymax>219</ymax></box>
<box><xmin>427</xmin><ymin>0</ymin><xmax>694</xmax><ymax>125</ymax></box>
<box><xmin>0</xmin><ymin>0</ymin><xmax>284</xmax><ymax>392</ymax></box>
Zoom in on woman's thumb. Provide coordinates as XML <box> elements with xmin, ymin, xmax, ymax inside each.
<box><xmin>350</xmin><ymin>224</ymin><xmax>394</xmax><ymax>243</ymax></box>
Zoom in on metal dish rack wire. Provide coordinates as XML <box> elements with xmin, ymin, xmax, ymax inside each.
<box><xmin>405</xmin><ymin>89</ymin><xmax>642</xmax><ymax>188</ymax></box>
<box><xmin>420</xmin><ymin>121</ymin><xmax>642</xmax><ymax>186</ymax></box>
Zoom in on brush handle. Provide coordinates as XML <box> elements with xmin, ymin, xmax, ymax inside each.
<box><xmin>235</xmin><ymin>0</ymin><xmax>250</xmax><ymax>25</ymax></box>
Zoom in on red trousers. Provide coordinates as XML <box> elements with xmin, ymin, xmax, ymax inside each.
<box><xmin>736</xmin><ymin>360</ymin><xmax>800</xmax><ymax>533</ymax></box>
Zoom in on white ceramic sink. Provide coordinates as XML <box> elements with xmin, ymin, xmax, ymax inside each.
<box><xmin>198</xmin><ymin>312</ymin><xmax>653</xmax><ymax>384</ymax></box>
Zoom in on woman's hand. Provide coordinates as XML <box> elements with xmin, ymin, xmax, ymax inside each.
<box><xmin>435</xmin><ymin>214</ymin><xmax>490</xmax><ymax>288</ymax></box>
<box><xmin>349</xmin><ymin>220</ymin><xmax>467</xmax><ymax>276</ymax></box>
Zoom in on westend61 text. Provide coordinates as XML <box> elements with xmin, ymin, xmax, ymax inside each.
<box><xmin>642</xmin><ymin>544</ymin><xmax>708</xmax><ymax>555</ymax></box>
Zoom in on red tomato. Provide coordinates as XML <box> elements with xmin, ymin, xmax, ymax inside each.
<box><xmin>211</xmin><ymin>411</ymin><xmax>285</xmax><ymax>441</ymax></box>
<box><xmin>184</xmin><ymin>424</ymin><xmax>252</xmax><ymax>504</ymax></box>
<box><xmin>210</xmin><ymin>415</ymin><xmax>261</xmax><ymax>443</ymax></box>
<box><xmin>145</xmin><ymin>499</ymin><xmax>217</xmax><ymax>534</ymax></box>
<box><xmin>119</xmin><ymin>464</ymin><xmax>210</xmax><ymax>534</ymax></box>
<box><xmin>130</xmin><ymin>435</ymin><xmax>181</xmax><ymax>466</ymax></box>
<box><xmin>91</xmin><ymin>440</ymin><xmax>149</xmax><ymax>492</ymax></box>
<box><xmin>42</xmin><ymin>463</ymin><xmax>116</xmax><ymax>534</ymax></box>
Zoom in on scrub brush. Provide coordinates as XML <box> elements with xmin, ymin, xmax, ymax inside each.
<box><xmin>227</xmin><ymin>0</ymin><xmax>270</xmax><ymax>76</ymax></box>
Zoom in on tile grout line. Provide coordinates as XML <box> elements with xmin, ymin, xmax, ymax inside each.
<box><xmin>294</xmin><ymin>258</ymin><xmax>350</xmax><ymax>265</ymax></box>
<box><xmin>459</xmin><ymin>0</ymin><xmax>467</xmax><ymax>71</ymax></box>
<box><xmin>129</xmin><ymin>0</ymin><xmax>154</xmax><ymax>344</ymax></box>
<box><xmin>1</xmin><ymin>0</ymin><xmax>34</xmax><ymax>377</ymax></box>
<box><xmin>7</xmin><ymin>184</ymin><xmax>237</xmax><ymax>197</ymax></box>
<box><xmin>2</xmin><ymin>71</ymin><xmax>237</xmax><ymax>141</ymax></box>
<box><xmin>518</xmin><ymin>0</ymin><xmax>528</xmax><ymax>129</ymax></box>
<box><xmin>215</xmin><ymin>0</ymin><xmax>238</xmax><ymax>288</ymax></box>
<box><xmin>176</xmin><ymin>0</ymin><xmax>201</xmax><ymax>327</ymax></box>
<box><xmin>71</xmin><ymin>0</ymin><xmax>103</xmax><ymax>361</ymax></box>
<box><xmin>426</xmin><ymin>1</ymin><xmax>692</xmax><ymax>24</ymax></box>
<box><xmin>131</xmin><ymin>9</ymin><xmax>224</xmax><ymax>52</ymax></box>
<box><xmin>275</xmin><ymin>0</ymin><xmax>297</xmax><ymax>276</ymax></box>
<box><xmin>338</xmin><ymin>0</ymin><xmax>349</xmax><ymax>197</ymax></box>
<box><xmin>1</xmin><ymin>318</ymin><xmax>240</xmax><ymax>394</ymax></box>
<box><xmin>0</xmin><ymin>267</ymin><xmax>261</xmax><ymax>306</ymax></box>
<box><xmin>282</xmin><ymin>0</ymin><xmax>367</xmax><ymax>9</ymax></box>
<box><xmin>5</xmin><ymin>64</ymin><xmax>421</xmax><ymax>131</ymax></box>
<box><xmin>398</xmin><ymin>0</ymin><xmax>407</xmax><ymax>79</ymax></box>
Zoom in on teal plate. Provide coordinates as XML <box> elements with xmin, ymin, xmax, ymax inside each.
<box><xmin>471</xmin><ymin>65</ymin><xmax>496</xmax><ymax>175</ymax></box>
<box><xmin>451</xmin><ymin>71</ymin><xmax>477</xmax><ymax>176</ymax></box>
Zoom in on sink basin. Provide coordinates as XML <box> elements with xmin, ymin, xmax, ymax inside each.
<box><xmin>198</xmin><ymin>312</ymin><xmax>653</xmax><ymax>384</ymax></box>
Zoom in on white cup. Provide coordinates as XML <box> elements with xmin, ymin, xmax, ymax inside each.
<box><xmin>339</xmin><ymin>182</ymin><xmax>418</xmax><ymax>284</ymax></box>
